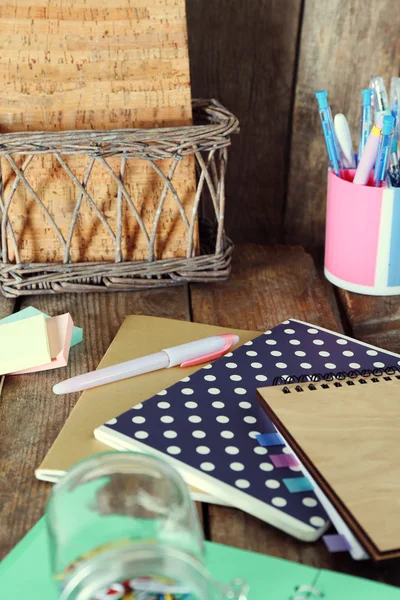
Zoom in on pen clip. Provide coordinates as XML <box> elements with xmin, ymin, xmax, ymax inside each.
<box><xmin>180</xmin><ymin>334</ymin><xmax>237</xmax><ymax>368</ymax></box>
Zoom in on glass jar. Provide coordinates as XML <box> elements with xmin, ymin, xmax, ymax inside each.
<box><xmin>45</xmin><ymin>452</ymin><xmax>247</xmax><ymax>600</ymax></box>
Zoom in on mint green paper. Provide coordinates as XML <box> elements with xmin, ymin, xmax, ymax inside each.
<box><xmin>315</xmin><ymin>569</ymin><xmax>400</xmax><ymax>600</ymax></box>
<box><xmin>0</xmin><ymin>519</ymin><xmax>58</xmax><ymax>599</ymax></box>
<box><xmin>1</xmin><ymin>518</ymin><xmax>399</xmax><ymax>599</ymax></box>
<box><xmin>205</xmin><ymin>541</ymin><xmax>317</xmax><ymax>600</ymax></box>
<box><xmin>0</xmin><ymin>306</ymin><xmax>83</xmax><ymax>347</ymax></box>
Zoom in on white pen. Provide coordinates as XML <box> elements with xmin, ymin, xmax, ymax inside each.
<box><xmin>334</xmin><ymin>113</ymin><xmax>356</xmax><ymax>168</ymax></box>
<box><xmin>53</xmin><ymin>334</ymin><xmax>239</xmax><ymax>394</ymax></box>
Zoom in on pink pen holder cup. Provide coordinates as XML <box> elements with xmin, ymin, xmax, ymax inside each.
<box><xmin>325</xmin><ymin>169</ymin><xmax>400</xmax><ymax>295</ymax></box>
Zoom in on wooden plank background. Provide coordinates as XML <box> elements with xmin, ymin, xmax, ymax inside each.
<box><xmin>1</xmin><ymin>0</ymin><xmax>398</xmax><ymax>255</ymax></box>
<box><xmin>187</xmin><ymin>0</ymin><xmax>400</xmax><ymax>252</ymax></box>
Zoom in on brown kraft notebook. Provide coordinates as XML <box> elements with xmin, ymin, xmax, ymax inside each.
<box><xmin>257</xmin><ymin>374</ymin><xmax>400</xmax><ymax>561</ymax></box>
<box><xmin>37</xmin><ymin>315</ymin><xmax>259</xmax><ymax>505</ymax></box>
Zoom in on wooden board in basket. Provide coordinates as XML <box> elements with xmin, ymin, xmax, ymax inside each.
<box><xmin>0</xmin><ymin>0</ymin><xmax>197</xmax><ymax>262</ymax></box>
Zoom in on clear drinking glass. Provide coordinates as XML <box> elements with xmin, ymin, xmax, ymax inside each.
<box><xmin>45</xmin><ymin>452</ymin><xmax>247</xmax><ymax>600</ymax></box>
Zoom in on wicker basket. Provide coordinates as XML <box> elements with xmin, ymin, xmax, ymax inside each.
<box><xmin>0</xmin><ymin>99</ymin><xmax>238</xmax><ymax>298</ymax></box>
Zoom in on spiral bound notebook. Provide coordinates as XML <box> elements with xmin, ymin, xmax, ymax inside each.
<box><xmin>2</xmin><ymin>517</ymin><xmax>400</xmax><ymax>600</ymax></box>
<box><xmin>257</xmin><ymin>370</ymin><xmax>400</xmax><ymax>561</ymax></box>
<box><xmin>95</xmin><ymin>319</ymin><xmax>400</xmax><ymax>543</ymax></box>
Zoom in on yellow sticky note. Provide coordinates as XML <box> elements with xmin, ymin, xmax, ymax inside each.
<box><xmin>0</xmin><ymin>314</ymin><xmax>51</xmax><ymax>375</ymax></box>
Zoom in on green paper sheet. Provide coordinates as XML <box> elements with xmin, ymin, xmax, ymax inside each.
<box><xmin>0</xmin><ymin>306</ymin><xmax>83</xmax><ymax>348</ymax></box>
<box><xmin>1</xmin><ymin>518</ymin><xmax>399</xmax><ymax>599</ymax></box>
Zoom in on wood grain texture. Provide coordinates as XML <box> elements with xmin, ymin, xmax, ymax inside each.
<box><xmin>1</xmin><ymin>0</ymin><xmax>197</xmax><ymax>262</ymax></box>
<box><xmin>191</xmin><ymin>244</ymin><xmax>339</xmax><ymax>332</ymax></box>
<box><xmin>284</xmin><ymin>0</ymin><xmax>400</xmax><ymax>252</ymax></box>
<box><xmin>0</xmin><ymin>287</ymin><xmax>188</xmax><ymax>559</ymax></box>
<box><xmin>0</xmin><ymin>297</ymin><xmax>14</xmax><ymax>319</ymax></box>
<box><xmin>187</xmin><ymin>0</ymin><xmax>301</xmax><ymax>244</ymax></box>
<box><xmin>338</xmin><ymin>289</ymin><xmax>400</xmax><ymax>353</ymax></box>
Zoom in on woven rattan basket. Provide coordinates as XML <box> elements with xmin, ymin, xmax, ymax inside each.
<box><xmin>0</xmin><ymin>99</ymin><xmax>238</xmax><ymax>298</ymax></box>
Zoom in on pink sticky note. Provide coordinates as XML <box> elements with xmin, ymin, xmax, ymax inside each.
<box><xmin>12</xmin><ymin>314</ymin><xmax>74</xmax><ymax>374</ymax></box>
<box><xmin>270</xmin><ymin>454</ymin><xmax>299</xmax><ymax>468</ymax></box>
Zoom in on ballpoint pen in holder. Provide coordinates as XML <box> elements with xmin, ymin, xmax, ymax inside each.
<box><xmin>358</xmin><ymin>89</ymin><xmax>373</xmax><ymax>159</ymax></box>
<box><xmin>319</xmin><ymin>79</ymin><xmax>400</xmax><ymax>296</ymax></box>
<box><xmin>390</xmin><ymin>77</ymin><xmax>400</xmax><ymax>165</ymax></box>
<box><xmin>370</xmin><ymin>75</ymin><xmax>389</xmax><ymax>114</ymax></box>
<box><xmin>374</xmin><ymin>115</ymin><xmax>394</xmax><ymax>187</ymax></box>
<box><xmin>315</xmin><ymin>90</ymin><xmax>341</xmax><ymax>176</ymax></box>
<box><xmin>389</xmin><ymin>166</ymin><xmax>400</xmax><ymax>187</ymax></box>
<box><xmin>334</xmin><ymin>113</ymin><xmax>356</xmax><ymax>168</ymax></box>
<box><xmin>370</xmin><ymin>75</ymin><xmax>398</xmax><ymax>168</ymax></box>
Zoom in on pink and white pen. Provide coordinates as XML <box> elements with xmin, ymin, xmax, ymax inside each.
<box><xmin>353</xmin><ymin>115</ymin><xmax>384</xmax><ymax>185</ymax></box>
<box><xmin>53</xmin><ymin>334</ymin><xmax>239</xmax><ymax>394</ymax></box>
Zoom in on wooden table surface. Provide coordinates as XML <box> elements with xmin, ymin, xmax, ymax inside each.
<box><xmin>1</xmin><ymin>243</ymin><xmax>400</xmax><ymax>587</ymax></box>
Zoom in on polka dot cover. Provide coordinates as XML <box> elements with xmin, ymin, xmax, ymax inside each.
<box><xmin>98</xmin><ymin>319</ymin><xmax>400</xmax><ymax>539</ymax></box>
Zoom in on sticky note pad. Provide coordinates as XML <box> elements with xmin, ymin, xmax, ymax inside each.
<box><xmin>13</xmin><ymin>314</ymin><xmax>74</xmax><ymax>374</ymax></box>
<box><xmin>0</xmin><ymin>315</ymin><xmax>51</xmax><ymax>375</ymax></box>
<box><xmin>283</xmin><ymin>477</ymin><xmax>314</xmax><ymax>493</ymax></box>
<box><xmin>0</xmin><ymin>307</ymin><xmax>82</xmax><ymax>347</ymax></box>
<box><xmin>270</xmin><ymin>454</ymin><xmax>299</xmax><ymax>468</ymax></box>
<box><xmin>256</xmin><ymin>433</ymin><xmax>284</xmax><ymax>447</ymax></box>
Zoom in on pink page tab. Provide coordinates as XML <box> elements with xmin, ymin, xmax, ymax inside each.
<box><xmin>270</xmin><ymin>454</ymin><xmax>299</xmax><ymax>468</ymax></box>
<box><xmin>325</xmin><ymin>170</ymin><xmax>383</xmax><ymax>286</ymax></box>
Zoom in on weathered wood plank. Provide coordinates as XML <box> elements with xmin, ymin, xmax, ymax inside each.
<box><xmin>190</xmin><ymin>245</ymin><xmax>400</xmax><ymax>583</ymax></box>
<box><xmin>187</xmin><ymin>0</ymin><xmax>302</xmax><ymax>244</ymax></box>
<box><xmin>0</xmin><ymin>288</ymin><xmax>189</xmax><ymax>558</ymax></box>
<box><xmin>191</xmin><ymin>244</ymin><xmax>339</xmax><ymax>332</ymax></box>
<box><xmin>285</xmin><ymin>0</ymin><xmax>400</xmax><ymax>251</ymax></box>
<box><xmin>338</xmin><ymin>289</ymin><xmax>400</xmax><ymax>353</ymax></box>
<box><xmin>0</xmin><ymin>296</ymin><xmax>14</xmax><ymax>320</ymax></box>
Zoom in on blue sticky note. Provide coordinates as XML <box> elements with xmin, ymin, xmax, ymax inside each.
<box><xmin>255</xmin><ymin>433</ymin><xmax>284</xmax><ymax>447</ymax></box>
<box><xmin>0</xmin><ymin>307</ymin><xmax>83</xmax><ymax>347</ymax></box>
<box><xmin>283</xmin><ymin>477</ymin><xmax>314</xmax><ymax>493</ymax></box>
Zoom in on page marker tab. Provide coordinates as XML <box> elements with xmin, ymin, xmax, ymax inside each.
<box><xmin>270</xmin><ymin>454</ymin><xmax>299</xmax><ymax>468</ymax></box>
<box><xmin>323</xmin><ymin>534</ymin><xmax>351</xmax><ymax>553</ymax></box>
<box><xmin>283</xmin><ymin>477</ymin><xmax>313</xmax><ymax>493</ymax></box>
<box><xmin>256</xmin><ymin>433</ymin><xmax>284</xmax><ymax>447</ymax></box>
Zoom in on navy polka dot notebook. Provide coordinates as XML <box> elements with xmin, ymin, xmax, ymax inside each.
<box><xmin>95</xmin><ymin>319</ymin><xmax>400</xmax><ymax>542</ymax></box>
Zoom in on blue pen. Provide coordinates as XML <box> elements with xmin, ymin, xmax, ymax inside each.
<box><xmin>390</xmin><ymin>77</ymin><xmax>400</xmax><ymax>167</ymax></box>
<box><xmin>358</xmin><ymin>89</ymin><xmax>373</xmax><ymax>159</ymax></box>
<box><xmin>315</xmin><ymin>90</ymin><xmax>341</xmax><ymax>176</ymax></box>
<box><xmin>374</xmin><ymin>115</ymin><xmax>394</xmax><ymax>187</ymax></box>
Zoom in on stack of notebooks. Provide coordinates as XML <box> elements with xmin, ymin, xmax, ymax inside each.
<box><xmin>0</xmin><ymin>307</ymin><xmax>82</xmax><ymax>374</ymax></box>
<box><xmin>35</xmin><ymin>315</ymin><xmax>400</xmax><ymax>563</ymax></box>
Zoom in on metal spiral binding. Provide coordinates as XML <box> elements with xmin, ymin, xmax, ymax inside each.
<box><xmin>272</xmin><ymin>365</ymin><xmax>400</xmax><ymax>393</ymax></box>
<box><xmin>291</xmin><ymin>584</ymin><xmax>323</xmax><ymax>599</ymax></box>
